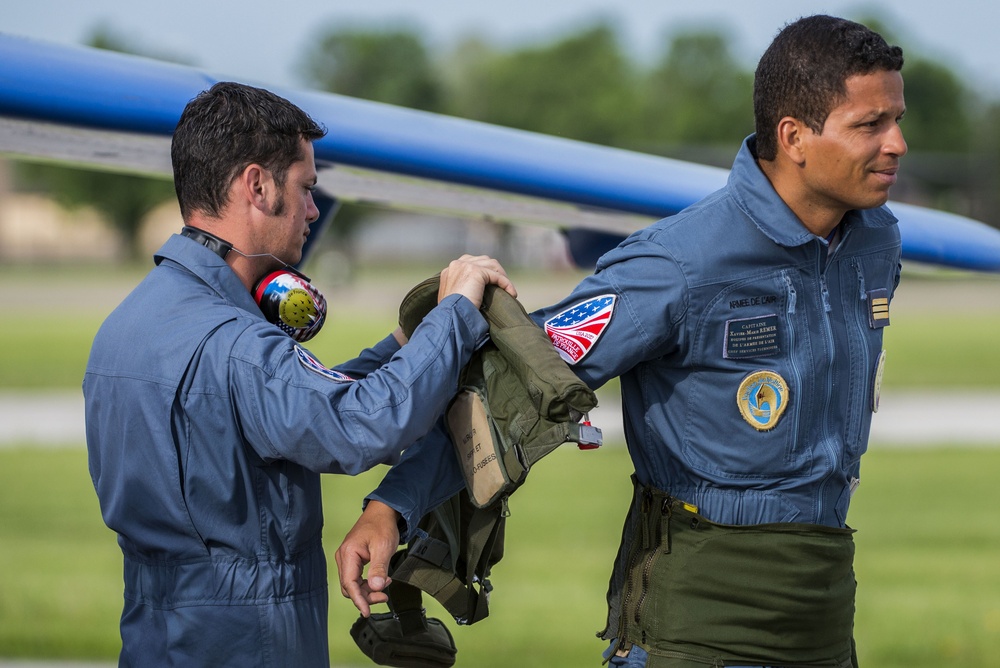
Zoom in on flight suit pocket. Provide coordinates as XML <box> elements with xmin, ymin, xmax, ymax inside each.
<box><xmin>680</xmin><ymin>271</ymin><xmax>810</xmax><ymax>479</ymax></box>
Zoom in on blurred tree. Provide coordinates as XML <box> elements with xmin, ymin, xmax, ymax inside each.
<box><xmin>890</xmin><ymin>57</ymin><xmax>982</xmax><ymax>216</ymax></box>
<box><xmin>297</xmin><ymin>25</ymin><xmax>448</xmax><ymax>275</ymax></box>
<box><xmin>293</xmin><ymin>15</ymin><xmax>999</xmax><ymax>244</ymax></box>
<box><xmin>900</xmin><ymin>58</ymin><xmax>973</xmax><ymax>154</ymax></box>
<box><xmin>638</xmin><ymin>29</ymin><xmax>754</xmax><ymax>159</ymax></box>
<box><xmin>15</xmin><ymin>163</ymin><xmax>175</xmax><ymax>251</ymax></box>
<box><xmin>445</xmin><ymin>23</ymin><xmax>642</xmax><ymax>147</ymax></box>
<box><xmin>12</xmin><ymin>24</ymin><xmax>180</xmax><ymax>259</ymax></box>
<box><xmin>851</xmin><ymin>13</ymin><xmax>995</xmax><ymax>225</ymax></box>
<box><xmin>438</xmin><ymin>35</ymin><xmax>496</xmax><ymax>118</ymax></box>
<box><xmin>976</xmin><ymin>101</ymin><xmax>1000</xmax><ymax>224</ymax></box>
<box><xmin>299</xmin><ymin>24</ymin><xmax>444</xmax><ymax>111</ymax></box>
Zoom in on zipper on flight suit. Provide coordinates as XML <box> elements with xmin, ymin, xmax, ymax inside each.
<box><xmin>815</xmin><ymin>230</ymin><xmax>852</xmax><ymax>520</ymax></box>
<box><xmin>633</xmin><ymin>497</ymin><xmax>673</xmax><ymax>628</ymax></box>
<box><xmin>820</xmin><ymin>274</ymin><xmax>833</xmax><ymax>313</ymax></box>
<box><xmin>605</xmin><ymin>487</ymin><xmax>662</xmax><ymax>663</ymax></box>
<box><xmin>845</xmin><ymin>258</ymin><xmax>874</xmax><ymax>449</ymax></box>
<box><xmin>850</xmin><ymin>259</ymin><xmax>872</xmax><ymax>370</ymax></box>
<box><xmin>780</xmin><ymin>270</ymin><xmax>803</xmax><ymax>462</ymax></box>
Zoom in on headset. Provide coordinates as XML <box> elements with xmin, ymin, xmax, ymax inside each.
<box><xmin>181</xmin><ymin>226</ymin><xmax>327</xmax><ymax>342</ymax></box>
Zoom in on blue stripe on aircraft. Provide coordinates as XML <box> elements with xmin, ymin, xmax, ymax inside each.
<box><xmin>2</xmin><ymin>34</ymin><xmax>999</xmax><ymax>272</ymax></box>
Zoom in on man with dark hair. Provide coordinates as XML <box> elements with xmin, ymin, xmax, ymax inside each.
<box><xmin>170</xmin><ymin>81</ymin><xmax>328</xmax><ymax>220</ymax></box>
<box><xmin>338</xmin><ymin>14</ymin><xmax>906</xmax><ymax>667</ymax></box>
<box><xmin>753</xmin><ymin>15</ymin><xmax>905</xmax><ymax>162</ymax></box>
<box><xmin>84</xmin><ymin>80</ymin><xmax>516</xmax><ymax>667</ymax></box>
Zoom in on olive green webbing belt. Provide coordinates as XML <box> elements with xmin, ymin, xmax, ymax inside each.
<box><xmin>602</xmin><ymin>477</ymin><xmax>858</xmax><ymax>667</ymax></box>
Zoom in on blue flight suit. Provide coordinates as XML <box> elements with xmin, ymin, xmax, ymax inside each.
<box><xmin>370</xmin><ymin>135</ymin><xmax>901</xmax><ymax>665</ymax></box>
<box><xmin>83</xmin><ymin>234</ymin><xmax>488</xmax><ymax>667</ymax></box>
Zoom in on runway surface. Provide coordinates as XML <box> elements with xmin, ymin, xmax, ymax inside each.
<box><xmin>1</xmin><ymin>387</ymin><xmax>998</xmax><ymax>449</ymax></box>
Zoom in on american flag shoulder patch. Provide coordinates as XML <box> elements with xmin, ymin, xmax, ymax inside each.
<box><xmin>544</xmin><ymin>294</ymin><xmax>616</xmax><ymax>364</ymax></box>
<box><xmin>295</xmin><ymin>346</ymin><xmax>354</xmax><ymax>382</ymax></box>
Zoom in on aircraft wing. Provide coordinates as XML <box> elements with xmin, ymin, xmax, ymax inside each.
<box><xmin>2</xmin><ymin>33</ymin><xmax>999</xmax><ymax>272</ymax></box>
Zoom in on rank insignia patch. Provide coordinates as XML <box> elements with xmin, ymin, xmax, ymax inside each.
<box><xmin>867</xmin><ymin>288</ymin><xmax>890</xmax><ymax>328</ymax></box>
<box><xmin>295</xmin><ymin>346</ymin><xmax>354</xmax><ymax>383</ymax></box>
<box><xmin>737</xmin><ymin>370</ymin><xmax>789</xmax><ymax>431</ymax></box>
<box><xmin>544</xmin><ymin>295</ymin><xmax>616</xmax><ymax>364</ymax></box>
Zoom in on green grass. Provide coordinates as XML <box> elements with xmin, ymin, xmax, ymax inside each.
<box><xmin>0</xmin><ymin>267</ymin><xmax>1000</xmax><ymax>390</ymax></box>
<box><xmin>852</xmin><ymin>448</ymin><xmax>1000</xmax><ymax>666</ymax></box>
<box><xmin>1</xmin><ymin>265</ymin><xmax>998</xmax><ymax>665</ymax></box>
<box><xmin>1</xmin><ymin>265</ymin><xmax>999</xmax><ymax>390</ymax></box>
<box><xmin>881</xmin><ymin>311</ymin><xmax>1000</xmax><ymax>387</ymax></box>
<box><xmin>2</xmin><ymin>445</ymin><xmax>999</xmax><ymax>667</ymax></box>
<box><xmin>9</xmin><ymin>308</ymin><xmax>998</xmax><ymax>390</ymax></box>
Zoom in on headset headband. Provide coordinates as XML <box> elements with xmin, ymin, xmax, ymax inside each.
<box><xmin>180</xmin><ymin>226</ymin><xmax>234</xmax><ymax>259</ymax></box>
<box><xmin>179</xmin><ymin>225</ymin><xmax>326</xmax><ymax>342</ymax></box>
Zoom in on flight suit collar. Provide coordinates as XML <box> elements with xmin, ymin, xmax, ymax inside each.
<box><xmin>727</xmin><ymin>134</ymin><xmax>898</xmax><ymax>249</ymax></box>
<box><xmin>154</xmin><ymin>233</ymin><xmax>262</xmax><ymax>316</ymax></box>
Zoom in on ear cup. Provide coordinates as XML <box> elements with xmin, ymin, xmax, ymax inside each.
<box><xmin>253</xmin><ymin>270</ymin><xmax>327</xmax><ymax>342</ymax></box>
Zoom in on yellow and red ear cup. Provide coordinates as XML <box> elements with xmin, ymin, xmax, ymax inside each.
<box><xmin>254</xmin><ymin>270</ymin><xmax>327</xmax><ymax>342</ymax></box>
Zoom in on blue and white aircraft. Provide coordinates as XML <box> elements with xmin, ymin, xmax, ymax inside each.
<box><xmin>2</xmin><ymin>33</ymin><xmax>999</xmax><ymax>272</ymax></box>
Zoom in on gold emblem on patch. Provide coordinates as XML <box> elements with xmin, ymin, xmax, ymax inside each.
<box><xmin>737</xmin><ymin>370</ymin><xmax>789</xmax><ymax>431</ymax></box>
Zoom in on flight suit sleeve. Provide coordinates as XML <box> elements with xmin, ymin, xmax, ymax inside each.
<box><xmin>531</xmin><ymin>236</ymin><xmax>689</xmax><ymax>389</ymax></box>
<box><xmin>362</xmin><ymin>236</ymin><xmax>692</xmax><ymax>538</ymax></box>
<box><xmin>365</xmin><ymin>418</ymin><xmax>466</xmax><ymax>542</ymax></box>
<box><xmin>331</xmin><ymin>333</ymin><xmax>400</xmax><ymax>379</ymax></box>
<box><xmin>230</xmin><ymin>294</ymin><xmax>488</xmax><ymax>475</ymax></box>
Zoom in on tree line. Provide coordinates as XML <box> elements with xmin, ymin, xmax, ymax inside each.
<box><xmin>13</xmin><ymin>18</ymin><xmax>1000</xmax><ymax>258</ymax></box>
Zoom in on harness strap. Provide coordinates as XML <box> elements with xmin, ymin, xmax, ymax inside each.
<box><xmin>389</xmin><ymin>502</ymin><xmax>505</xmax><ymax>625</ymax></box>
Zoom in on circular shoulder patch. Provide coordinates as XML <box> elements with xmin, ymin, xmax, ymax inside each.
<box><xmin>737</xmin><ymin>370</ymin><xmax>789</xmax><ymax>431</ymax></box>
<box><xmin>872</xmin><ymin>349</ymin><xmax>887</xmax><ymax>413</ymax></box>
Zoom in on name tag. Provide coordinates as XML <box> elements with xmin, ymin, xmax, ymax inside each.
<box><xmin>724</xmin><ymin>314</ymin><xmax>780</xmax><ymax>359</ymax></box>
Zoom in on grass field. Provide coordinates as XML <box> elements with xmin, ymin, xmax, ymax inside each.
<box><xmin>0</xmin><ymin>264</ymin><xmax>998</xmax><ymax>666</ymax></box>
<box><xmin>1</xmin><ymin>445</ymin><xmax>998</xmax><ymax>667</ymax></box>
<box><xmin>2</xmin><ymin>265</ymin><xmax>1000</xmax><ymax>390</ymax></box>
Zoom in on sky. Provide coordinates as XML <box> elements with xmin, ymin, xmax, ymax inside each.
<box><xmin>4</xmin><ymin>0</ymin><xmax>999</xmax><ymax>99</ymax></box>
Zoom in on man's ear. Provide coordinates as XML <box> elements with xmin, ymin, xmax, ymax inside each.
<box><xmin>238</xmin><ymin>163</ymin><xmax>274</xmax><ymax>213</ymax></box>
<box><xmin>775</xmin><ymin>117</ymin><xmax>808</xmax><ymax>166</ymax></box>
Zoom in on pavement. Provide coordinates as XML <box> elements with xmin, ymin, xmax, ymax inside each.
<box><xmin>2</xmin><ymin>386</ymin><xmax>998</xmax><ymax>450</ymax></box>
<box><xmin>3</xmin><ymin>270</ymin><xmax>1000</xmax><ymax>451</ymax></box>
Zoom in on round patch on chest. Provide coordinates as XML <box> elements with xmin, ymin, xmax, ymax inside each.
<box><xmin>737</xmin><ymin>370</ymin><xmax>789</xmax><ymax>431</ymax></box>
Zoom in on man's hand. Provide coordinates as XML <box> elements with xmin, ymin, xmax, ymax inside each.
<box><xmin>438</xmin><ymin>254</ymin><xmax>517</xmax><ymax>309</ymax></box>
<box><xmin>334</xmin><ymin>500</ymin><xmax>401</xmax><ymax>617</ymax></box>
<box><xmin>391</xmin><ymin>326</ymin><xmax>408</xmax><ymax>347</ymax></box>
